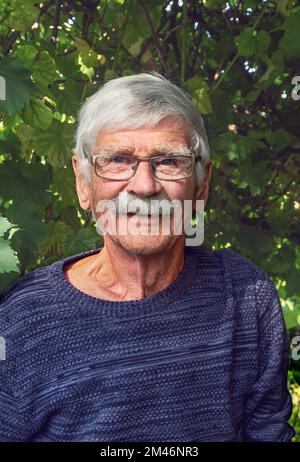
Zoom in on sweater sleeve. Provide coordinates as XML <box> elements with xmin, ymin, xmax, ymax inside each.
<box><xmin>0</xmin><ymin>281</ymin><xmax>32</xmax><ymax>441</ymax></box>
<box><xmin>0</xmin><ymin>344</ymin><xmax>31</xmax><ymax>441</ymax></box>
<box><xmin>0</xmin><ymin>383</ymin><xmax>29</xmax><ymax>441</ymax></box>
<box><xmin>242</xmin><ymin>275</ymin><xmax>295</xmax><ymax>442</ymax></box>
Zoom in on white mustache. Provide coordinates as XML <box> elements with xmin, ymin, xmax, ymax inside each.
<box><xmin>97</xmin><ymin>191</ymin><xmax>181</xmax><ymax>216</ymax></box>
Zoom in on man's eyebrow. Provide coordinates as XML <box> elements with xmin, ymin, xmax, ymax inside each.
<box><xmin>99</xmin><ymin>146</ymin><xmax>134</xmax><ymax>155</ymax></box>
<box><xmin>155</xmin><ymin>146</ymin><xmax>191</xmax><ymax>156</ymax></box>
<box><xmin>97</xmin><ymin>145</ymin><xmax>192</xmax><ymax>156</ymax></box>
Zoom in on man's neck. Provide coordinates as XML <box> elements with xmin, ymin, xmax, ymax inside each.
<box><xmin>66</xmin><ymin>237</ymin><xmax>185</xmax><ymax>301</ymax></box>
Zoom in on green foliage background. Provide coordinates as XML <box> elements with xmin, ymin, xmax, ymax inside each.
<box><xmin>0</xmin><ymin>0</ymin><xmax>299</xmax><ymax>440</ymax></box>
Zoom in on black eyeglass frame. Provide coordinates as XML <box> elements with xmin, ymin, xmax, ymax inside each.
<box><xmin>83</xmin><ymin>150</ymin><xmax>203</xmax><ymax>181</ymax></box>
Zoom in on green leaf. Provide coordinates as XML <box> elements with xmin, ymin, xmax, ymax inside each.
<box><xmin>60</xmin><ymin>206</ymin><xmax>81</xmax><ymax>233</ymax></box>
<box><xmin>237</xmin><ymin>160</ymin><xmax>269</xmax><ymax>195</ymax></box>
<box><xmin>47</xmin><ymin>49</ymin><xmax>81</xmax><ymax>81</ymax></box>
<box><xmin>283</xmin><ymin>301</ymin><xmax>300</xmax><ymax>330</ymax></box>
<box><xmin>32</xmin><ymin>51</ymin><xmax>58</xmax><ymax>87</ymax></box>
<box><xmin>185</xmin><ymin>77</ymin><xmax>212</xmax><ymax>115</ymax></box>
<box><xmin>0</xmin><ymin>239</ymin><xmax>19</xmax><ymax>273</ymax></box>
<box><xmin>74</xmin><ymin>37</ymin><xmax>100</xmax><ymax>68</ymax></box>
<box><xmin>270</xmin><ymin>49</ymin><xmax>285</xmax><ymax>72</ymax></box>
<box><xmin>0</xmin><ymin>133</ymin><xmax>21</xmax><ymax>157</ymax></box>
<box><xmin>280</xmin><ymin>11</ymin><xmax>300</xmax><ymax>57</ymax></box>
<box><xmin>52</xmin><ymin>166</ymin><xmax>76</xmax><ymax>207</ymax></box>
<box><xmin>5</xmin><ymin>200</ymin><xmax>47</xmax><ymax>254</ymax></box>
<box><xmin>104</xmin><ymin>70</ymin><xmax>119</xmax><ymax>81</ymax></box>
<box><xmin>276</xmin><ymin>0</ymin><xmax>294</xmax><ymax>16</ymax></box>
<box><xmin>64</xmin><ymin>228</ymin><xmax>102</xmax><ymax>255</ymax></box>
<box><xmin>265</xmin><ymin>129</ymin><xmax>292</xmax><ymax>153</ymax></box>
<box><xmin>14</xmin><ymin>123</ymin><xmax>35</xmax><ymax>161</ymax></box>
<box><xmin>236</xmin><ymin>225</ymin><xmax>274</xmax><ymax>258</ymax></box>
<box><xmin>0</xmin><ymin>216</ymin><xmax>18</xmax><ymax>238</ymax></box>
<box><xmin>8</xmin><ymin>0</ymin><xmax>39</xmax><ymax>31</ymax></box>
<box><xmin>235</xmin><ymin>29</ymin><xmax>270</xmax><ymax>57</ymax></box>
<box><xmin>21</xmin><ymin>97</ymin><xmax>53</xmax><ymax>129</ymax></box>
<box><xmin>245</xmin><ymin>89</ymin><xmax>261</xmax><ymax>103</ymax></box>
<box><xmin>13</xmin><ymin>44</ymin><xmax>38</xmax><ymax>66</ymax></box>
<box><xmin>0</xmin><ymin>159</ymin><xmax>51</xmax><ymax>205</ymax></box>
<box><xmin>0</xmin><ymin>57</ymin><xmax>35</xmax><ymax>115</ymax></box>
<box><xmin>209</xmin><ymin>89</ymin><xmax>231</xmax><ymax>131</ymax></box>
<box><xmin>33</xmin><ymin>120</ymin><xmax>74</xmax><ymax>168</ymax></box>
<box><xmin>268</xmin><ymin>247</ymin><xmax>295</xmax><ymax>275</ymax></box>
<box><xmin>256</xmin><ymin>31</ymin><xmax>271</xmax><ymax>56</ymax></box>
<box><xmin>55</xmin><ymin>80</ymin><xmax>80</xmax><ymax>115</ymax></box>
<box><xmin>39</xmin><ymin>220</ymin><xmax>74</xmax><ymax>256</ymax></box>
<box><xmin>121</xmin><ymin>0</ymin><xmax>161</xmax><ymax>49</ymax></box>
<box><xmin>216</xmin><ymin>133</ymin><xmax>265</xmax><ymax>161</ymax></box>
<box><xmin>286</xmin><ymin>271</ymin><xmax>300</xmax><ymax>298</ymax></box>
<box><xmin>235</xmin><ymin>28</ymin><xmax>256</xmax><ymax>57</ymax></box>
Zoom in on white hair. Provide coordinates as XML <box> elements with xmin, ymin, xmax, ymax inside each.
<box><xmin>74</xmin><ymin>72</ymin><xmax>210</xmax><ymax>185</ymax></box>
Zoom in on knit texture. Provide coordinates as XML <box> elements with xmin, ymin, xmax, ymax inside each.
<box><xmin>0</xmin><ymin>245</ymin><xmax>295</xmax><ymax>442</ymax></box>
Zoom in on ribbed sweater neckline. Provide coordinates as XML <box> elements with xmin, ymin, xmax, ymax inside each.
<box><xmin>49</xmin><ymin>245</ymin><xmax>202</xmax><ymax>317</ymax></box>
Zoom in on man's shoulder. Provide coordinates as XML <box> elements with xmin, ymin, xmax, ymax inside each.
<box><xmin>0</xmin><ymin>262</ymin><xmax>56</xmax><ymax>312</ymax></box>
<box><xmin>214</xmin><ymin>247</ymin><xmax>271</xmax><ymax>282</ymax></box>
<box><xmin>0</xmin><ymin>248</ymin><xmax>99</xmax><ymax>317</ymax></box>
<box><xmin>188</xmin><ymin>245</ymin><xmax>272</xmax><ymax>282</ymax></box>
<box><xmin>193</xmin><ymin>246</ymin><xmax>277</xmax><ymax>302</ymax></box>
<box><xmin>212</xmin><ymin>248</ymin><xmax>280</xmax><ymax>316</ymax></box>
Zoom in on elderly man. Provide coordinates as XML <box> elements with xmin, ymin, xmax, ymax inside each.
<box><xmin>0</xmin><ymin>73</ymin><xmax>295</xmax><ymax>442</ymax></box>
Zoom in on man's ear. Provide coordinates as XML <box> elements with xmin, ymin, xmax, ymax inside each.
<box><xmin>194</xmin><ymin>160</ymin><xmax>212</xmax><ymax>208</ymax></box>
<box><xmin>72</xmin><ymin>154</ymin><xmax>91</xmax><ymax>211</ymax></box>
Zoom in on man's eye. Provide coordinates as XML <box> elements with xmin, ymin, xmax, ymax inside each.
<box><xmin>109</xmin><ymin>155</ymin><xmax>132</xmax><ymax>164</ymax></box>
<box><xmin>157</xmin><ymin>158</ymin><xmax>178</xmax><ymax>167</ymax></box>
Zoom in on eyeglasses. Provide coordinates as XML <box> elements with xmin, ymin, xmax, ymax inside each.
<box><xmin>84</xmin><ymin>150</ymin><xmax>202</xmax><ymax>181</ymax></box>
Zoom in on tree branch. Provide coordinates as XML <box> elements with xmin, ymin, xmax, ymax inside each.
<box><xmin>137</xmin><ymin>0</ymin><xmax>168</xmax><ymax>75</ymax></box>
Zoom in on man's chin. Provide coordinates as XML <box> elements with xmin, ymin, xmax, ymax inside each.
<box><xmin>109</xmin><ymin>234</ymin><xmax>175</xmax><ymax>256</ymax></box>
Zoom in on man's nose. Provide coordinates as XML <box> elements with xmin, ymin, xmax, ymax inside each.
<box><xmin>125</xmin><ymin>160</ymin><xmax>162</xmax><ymax>197</ymax></box>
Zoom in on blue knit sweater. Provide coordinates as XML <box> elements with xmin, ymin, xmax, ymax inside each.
<box><xmin>0</xmin><ymin>246</ymin><xmax>295</xmax><ymax>442</ymax></box>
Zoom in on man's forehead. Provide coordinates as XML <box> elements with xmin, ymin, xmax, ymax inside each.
<box><xmin>95</xmin><ymin>142</ymin><xmax>190</xmax><ymax>152</ymax></box>
<box><xmin>95</xmin><ymin>135</ymin><xmax>190</xmax><ymax>155</ymax></box>
<box><xmin>95</xmin><ymin>121</ymin><xmax>189</xmax><ymax>144</ymax></box>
